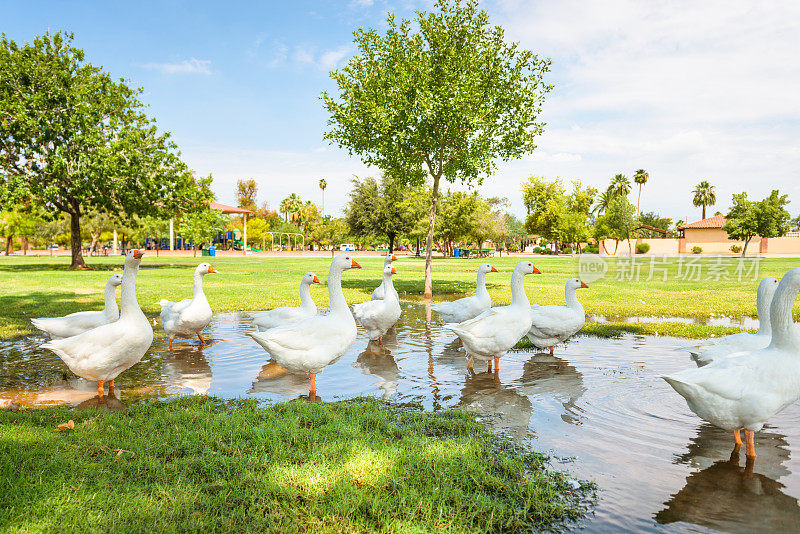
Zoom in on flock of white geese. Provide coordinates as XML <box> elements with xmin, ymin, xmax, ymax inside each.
<box><xmin>28</xmin><ymin>250</ymin><xmax>800</xmax><ymax>463</ymax></box>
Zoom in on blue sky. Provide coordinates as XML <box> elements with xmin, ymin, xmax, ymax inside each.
<box><xmin>4</xmin><ymin>0</ymin><xmax>799</xmax><ymax>223</ymax></box>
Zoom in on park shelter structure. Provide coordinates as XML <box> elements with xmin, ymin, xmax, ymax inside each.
<box><xmin>162</xmin><ymin>201</ymin><xmax>253</xmax><ymax>254</ymax></box>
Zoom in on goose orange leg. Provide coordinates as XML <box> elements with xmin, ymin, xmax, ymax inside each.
<box><xmin>169</xmin><ymin>338</ymin><xmax>174</xmax><ymax>350</ymax></box>
<box><xmin>549</xmin><ymin>346</ymin><xmax>554</xmax><ymax>355</ymax></box>
<box><xmin>198</xmin><ymin>333</ymin><xmax>206</xmax><ymax>346</ymax></box>
<box><xmin>745</xmin><ymin>430</ymin><xmax>756</xmax><ymax>459</ymax></box>
<box><xmin>309</xmin><ymin>373</ymin><xmax>317</xmax><ymax>396</ymax></box>
<box><xmin>493</xmin><ymin>356</ymin><xmax>500</xmax><ymax>370</ymax></box>
<box><xmin>97</xmin><ymin>381</ymin><xmax>104</xmax><ymax>398</ymax></box>
<box><xmin>487</xmin><ymin>360</ymin><xmax>493</xmax><ymax>373</ymax></box>
<box><xmin>734</xmin><ymin>429</ymin><xmax>742</xmax><ymax>447</ymax></box>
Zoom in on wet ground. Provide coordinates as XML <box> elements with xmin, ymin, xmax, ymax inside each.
<box><xmin>2</xmin><ymin>303</ymin><xmax>799</xmax><ymax>533</ymax></box>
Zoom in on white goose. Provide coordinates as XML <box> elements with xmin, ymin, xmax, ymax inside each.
<box><xmin>40</xmin><ymin>250</ymin><xmax>153</xmax><ymax>399</ymax></box>
<box><xmin>371</xmin><ymin>253</ymin><xmax>398</xmax><ymax>300</ymax></box>
<box><xmin>662</xmin><ymin>267</ymin><xmax>800</xmax><ymax>460</ymax></box>
<box><xmin>354</xmin><ymin>265</ymin><xmax>401</xmax><ymax>342</ymax></box>
<box><xmin>160</xmin><ymin>262</ymin><xmax>217</xmax><ymax>349</ymax></box>
<box><xmin>682</xmin><ymin>277</ymin><xmax>779</xmax><ymax>366</ymax></box>
<box><xmin>526</xmin><ymin>278</ymin><xmax>588</xmax><ymax>354</ymax></box>
<box><xmin>443</xmin><ymin>260</ymin><xmax>540</xmax><ymax>371</ymax></box>
<box><xmin>433</xmin><ymin>263</ymin><xmax>498</xmax><ymax>323</ymax></box>
<box><xmin>248</xmin><ymin>272</ymin><xmax>319</xmax><ymax>331</ymax></box>
<box><xmin>31</xmin><ymin>273</ymin><xmax>123</xmax><ymax>339</ymax></box>
<box><xmin>248</xmin><ymin>254</ymin><xmax>361</xmax><ymax>397</ymax></box>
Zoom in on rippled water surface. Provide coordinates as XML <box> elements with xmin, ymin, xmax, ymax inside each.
<box><xmin>3</xmin><ymin>303</ymin><xmax>800</xmax><ymax>533</ymax></box>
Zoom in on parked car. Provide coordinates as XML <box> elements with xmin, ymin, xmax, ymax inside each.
<box><xmin>339</xmin><ymin>243</ymin><xmax>355</xmax><ymax>252</ymax></box>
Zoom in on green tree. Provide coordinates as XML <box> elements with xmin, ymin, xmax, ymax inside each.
<box><xmin>322</xmin><ymin>0</ymin><xmax>551</xmax><ymax>297</ymax></box>
<box><xmin>319</xmin><ymin>179</ymin><xmax>327</xmax><ymax>216</ymax></box>
<box><xmin>309</xmin><ymin>217</ymin><xmax>350</xmax><ymax>254</ymax></box>
<box><xmin>633</xmin><ymin>168</ymin><xmax>648</xmax><ymax>221</ymax></box>
<box><xmin>0</xmin><ymin>208</ymin><xmax>41</xmax><ymax>255</ymax></box>
<box><xmin>595</xmin><ymin>195</ymin><xmax>637</xmax><ymax>254</ymax></box>
<box><xmin>0</xmin><ymin>32</ymin><xmax>208</xmax><ymax>269</ymax></box>
<box><xmin>692</xmin><ymin>180</ymin><xmax>716</xmax><ymax>219</ymax></box>
<box><xmin>137</xmin><ymin>215</ymin><xmax>171</xmax><ymax>256</ymax></box>
<box><xmin>236</xmin><ymin>179</ymin><xmax>258</xmax><ymax>213</ymax></box>
<box><xmin>180</xmin><ymin>209</ymin><xmax>229</xmax><ymax>257</ymax></box>
<box><xmin>522</xmin><ymin>176</ymin><xmax>591</xmax><ymax>250</ymax></box>
<box><xmin>638</xmin><ymin>211</ymin><xmax>673</xmax><ymax>238</ymax></box>
<box><xmin>436</xmin><ymin>191</ymin><xmax>479</xmax><ymax>255</ymax></box>
<box><xmin>723</xmin><ymin>190</ymin><xmax>791</xmax><ymax>256</ymax></box>
<box><xmin>609</xmin><ymin>174</ymin><xmax>631</xmax><ymax>198</ymax></box>
<box><xmin>345</xmin><ymin>175</ymin><xmax>415</xmax><ymax>252</ymax></box>
<box><xmin>591</xmin><ymin>189</ymin><xmax>613</xmax><ymax>217</ymax></box>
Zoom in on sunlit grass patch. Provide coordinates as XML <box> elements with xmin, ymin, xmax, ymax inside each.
<box><xmin>0</xmin><ymin>396</ymin><xmax>595</xmax><ymax>533</ymax></box>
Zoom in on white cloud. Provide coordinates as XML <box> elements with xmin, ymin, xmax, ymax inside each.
<box><xmin>318</xmin><ymin>45</ymin><xmax>353</xmax><ymax>71</ymax></box>
<box><xmin>483</xmin><ymin>0</ymin><xmax>800</xmax><ymax>220</ymax></box>
<box><xmin>143</xmin><ymin>58</ymin><xmax>212</xmax><ymax>75</ymax></box>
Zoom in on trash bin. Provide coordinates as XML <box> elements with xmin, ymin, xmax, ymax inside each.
<box><xmin>209</xmin><ymin>246</ymin><xmax>216</xmax><ymax>257</ymax></box>
<box><xmin>453</xmin><ymin>247</ymin><xmax>460</xmax><ymax>258</ymax></box>
<box><xmin>201</xmin><ymin>249</ymin><xmax>210</xmax><ymax>257</ymax></box>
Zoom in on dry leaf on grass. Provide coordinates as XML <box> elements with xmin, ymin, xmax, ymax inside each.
<box><xmin>54</xmin><ymin>420</ymin><xmax>75</xmax><ymax>432</ymax></box>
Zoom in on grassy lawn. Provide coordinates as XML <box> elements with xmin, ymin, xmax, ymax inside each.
<box><xmin>0</xmin><ymin>253</ymin><xmax>797</xmax><ymax>339</ymax></box>
<box><xmin>0</xmin><ymin>396</ymin><xmax>593</xmax><ymax>533</ymax></box>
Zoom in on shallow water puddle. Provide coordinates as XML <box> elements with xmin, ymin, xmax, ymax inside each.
<box><xmin>3</xmin><ymin>303</ymin><xmax>800</xmax><ymax>532</ymax></box>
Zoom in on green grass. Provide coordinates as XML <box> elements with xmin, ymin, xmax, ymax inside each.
<box><xmin>0</xmin><ymin>254</ymin><xmax>797</xmax><ymax>339</ymax></box>
<box><xmin>0</xmin><ymin>396</ymin><xmax>593</xmax><ymax>533</ymax></box>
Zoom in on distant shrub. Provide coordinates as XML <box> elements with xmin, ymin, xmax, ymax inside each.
<box><xmin>691</xmin><ymin>246</ymin><xmax>703</xmax><ymax>254</ymax></box>
<box><xmin>730</xmin><ymin>244</ymin><xmax>742</xmax><ymax>254</ymax></box>
<box><xmin>582</xmin><ymin>245</ymin><xmax>599</xmax><ymax>254</ymax></box>
<box><xmin>562</xmin><ymin>246</ymin><xmax>573</xmax><ymax>254</ymax></box>
<box><xmin>636</xmin><ymin>243</ymin><xmax>651</xmax><ymax>254</ymax></box>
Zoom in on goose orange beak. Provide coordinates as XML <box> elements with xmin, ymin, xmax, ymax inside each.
<box><xmin>351</xmin><ymin>260</ymin><xmax>361</xmax><ymax>269</ymax></box>
<box><xmin>208</xmin><ymin>266</ymin><xmax>218</xmax><ymax>274</ymax></box>
<box><xmin>312</xmin><ymin>275</ymin><xmax>320</xmax><ymax>284</ymax></box>
<box><xmin>532</xmin><ymin>266</ymin><xmax>542</xmax><ymax>274</ymax></box>
<box><xmin>133</xmin><ymin>250</ymin><xmax>144</xmax><ymax>259</ymax></box>
<box><xmin>580</xmin><ymin>281</ymin><xmax>589</xmax><ymax>288</ymax></box>
<box><xmin>391</xmin><ymin>255</ymin><xmax>397</xmax><ymax>261</ymax></box>
<box><xmin>391</xmin><ymin>267</ymin><xmax>397</xmax><ymax>274</ymax></box>
<box><xmin>490</xmin><ymin>266</ymin><xmax>498</xmax><ymax>272</ymax></box>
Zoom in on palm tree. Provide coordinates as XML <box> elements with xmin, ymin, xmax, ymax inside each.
<box><xmin>692</xmin><ymin>180</ymin><xmax>716</xmax><ymax>219</ymax></box>
<box><xmin>279</xmin><ymin>197</ymin><xmax>292</xmax><ymax>223</ymax></box>
<box><xmin>609</xmin><ymin>174</ymin><xmax>631</xmax><ymax>197</ymax></box>
<box><xmin>591</xmin><ymin>188</ymin><xmax>614</xmax><ymax>216</ymax></box>
<box><xmin>319</xmin><ymin>179</ymin><xmax>327</xmax><ymax>216</ymax></box>
<box><xmin>633</xmin><ymin>168</ymin><xmax>648</xmax><ymax>221</ymax></box>
<box><xmin>287</xmin><ymin>193</ymin><xmax>303</xmax><ymax>226</ymax></box>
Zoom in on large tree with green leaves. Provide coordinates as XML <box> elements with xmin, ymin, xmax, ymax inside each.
<box><xmin>0</xmin><ymin>32</ymin><xmax>209</xmax><ymax>269</ymax></box>
<box><xmin>345</xmin><ymin>175</ymin><xmax>415</xmax><ymax>252</ymax></box>
<box><xmin>595</xmin><ymin>196</ymin><xmax>637</xmax><ymax>255</ymax></box>
<box><xmin>179</xmin><ymin>208</ymin><xmax>229</xmax><ymax>257</ymax></box>
<box><xmin>322</xmin><ymin>0</ymin><xmax>551</xmax><ymax>297</ymax></box>
<box><xmin>723</xmin><ymin>190</ymin><xmax>791</xmax><ymax>256</ymax></box>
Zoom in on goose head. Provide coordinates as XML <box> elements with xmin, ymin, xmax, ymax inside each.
<box><xmin>384</xmin><ymin>253</ymin><xmax>398</xmax><ymax>265</ymax></box>
<box><xmin>515</xmin><ymin>261</ymin><xmax>542</xmax><ymax>276</ymax></box>
<box><xmin>334</xmin><ymin>254</ymin><xmax>361</xmax><ymax>272</ymax></box>
<box><xmin>383</xmin><ymin>265</ymin><xmax>397</xmax><ymax>277</ymax></box>
<box><xmin>479</xmin><ymin>263</ymin><xmax>499</xmax><ymax>274</ymax></box>
<box><xmin>303</xmin><ymin>272</ymin><xmax>321</xmax><ymax>285</ymax></box>
<box><xmin>196</xmin><ymin>263</ymin><xmax>218</xmax><ymax>275</ymax></box>
<box><xmin>566</xmin><ymin>278</ymin><xmax>589</xmax><ymax>290</ymax></box>
<box><xmin>125</xmin><ymin>249</ymin><xmax>145</xmax><ymax>267</ymax></box>
<box><xmin>108</xmin><ymin>273</ymin><xmax>124</xmax><ymax>287</ymax></box>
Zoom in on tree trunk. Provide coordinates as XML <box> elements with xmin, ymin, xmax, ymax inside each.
<box><xmin>423</xmin><ymin>175</ymin><xmax>441</xmax><ymax>299</ymax></box>
<box><xmin>68</xmin><ymin>210</ymin><xmax>88</xmax><ymax>270</ymax></box>
<box><xmin>742</xmin><ymin>237</ymin><xmax>751</xmax><ymax>257</ymax></box>
<box><xmin>702</xmin><ymin>205</ymin><xmax>706</xmax><ymax>219</ymax></box>
<box><xmin>193</xmin><ymin>245</ymin><xmax>197</xmax><ymax>257</ymax></box>
<box><xmin>4</xmin><ymin>236</ymin><xmax>12</xmax><ymax>256</ymax></box>
<box><xmin>22</xmin><ymin>237</ymin><xmax>28</xmax><ymax>255</ymax></box>
<box><xmin>388</xmin><ymin>232</ymin><xmax>395</xmax><ymax>253</ymax></box>
<box><xmin>636</xmin><ymin>185</ymin><xmax>642</xmax><ymax>221</ymax></box>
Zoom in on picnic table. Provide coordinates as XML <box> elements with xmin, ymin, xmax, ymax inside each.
<box><xmin>459</xmin><ymin>248</ymin><xmax>494</xmax><ymax>258</ymax></box>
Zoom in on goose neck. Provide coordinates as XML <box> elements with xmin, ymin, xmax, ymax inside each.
<box><xmin>756</xmin><ymin>285</ymin><xmax>774</xmax><ymax>337</ymax></box>
<box><xmin>192</xmin><ymin>272</ymin><xmax>206</xmax><ymax>299</ymax></box>
<box><xmin>565</xmin><ymin>285</ymin><xmax>584</xmax><ymax>314</ymax></box>
<box><xmin>509</xmin><ymin>270</ymin><xmax>530</xmax><ymax>307</ymax></box>
<box><xmin>327</xmin><ymin>266</ymin><xmax>349</xmax><ymax>315</ymax></box>
<box><xmin>475</xmin><ymin>270</ymin><xmax>489</xmax><ymax>298</ymax></box>
<box><xmin>103</xmin><ymin>279</ymin><xmax>119</xmax><ymax>316</ymax></box>
<box><xmin>382</xmin><ymin>272</ymin><xmax>398</xmax><ymax>303</ymax></box>
<box><xmin>120</xmin><ymin>263</ymin><xmax>143</xmax><ymax>319</ymax></box>
<box><xmin>769</xmin><ymin>278</ymin><xmax>800</xmax><ymax>350</ymax></box>
<box><xmin>299</xmin><ymin>281</ymin><xmax>314</xmax><ymax>310</ymax></box>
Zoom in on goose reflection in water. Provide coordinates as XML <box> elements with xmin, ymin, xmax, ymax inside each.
<box><xmin>517</xmin><ymin>353</ymin><xmax>586</xmax><ymax>426</ymax></box>
<box><xmin>249</xmin><ymin>361</ymin><xmax>324</xmax><ymax>402</ymax></box>
<box><xmin>458</xmin><ymin>370</ymin><xmax>533</xmax><ymax>441</ymax></box>
<box><xmin>657</xmin><ymin>425</ymin><xmax>800</xmax><ymax>532</ymax></box>
<box><xmin>163</xmin><ymin>345</ymin><xmax>213</xmax><ymax>395</ymax></box>
<box><xmin>353</xmin><ymin>337</ymin><xmax>400</xmax><ymax>400</ymax></box>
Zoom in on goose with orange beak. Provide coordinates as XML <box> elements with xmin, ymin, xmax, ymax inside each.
<box><xmin>526</xmin><ymin>278</ymin><xmax>588</xmax><ymax>355</ymax></box>
<box><xmin>354</xmin><ymin>264</ymin><xmax>401</xmax><ymax>342</ymax></box>
<box><xmin>444</xmin><ymin>261</ymin><xmax>541</xmax><ymax>372</ymax></box>
<box><xmin>371</xmin><ymin>252</ymin><xmax>399</xmax><ymax>301</ymax></box>
<box><xmin>159</xmin><ymin>262</ymin><xmax>218</xmax><ymax>349</ymax></box>
<box><xmin>41</xmin><ymin>249</ymin><xmax>153</xmax><ymax>399</ymax></box>
<box><xmin>433</xmin><ymin>263</ymin><xmax>498</xmax><ymax>324</ymax></box>
<box><xmin>248</xmin><ymin>272</ymin><xmax>320</xmax><ymax>331</ymax></box>
<box><xmin>249</xmin><ymin>254</ymin><xmax>361</xmax><ymax>398</ymax></box>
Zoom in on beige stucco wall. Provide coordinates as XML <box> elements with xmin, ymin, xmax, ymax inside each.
<box><xmin>598</xmin><ymin>235</ymin><xmax>800</xmax><ymax>256</ymax></box>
